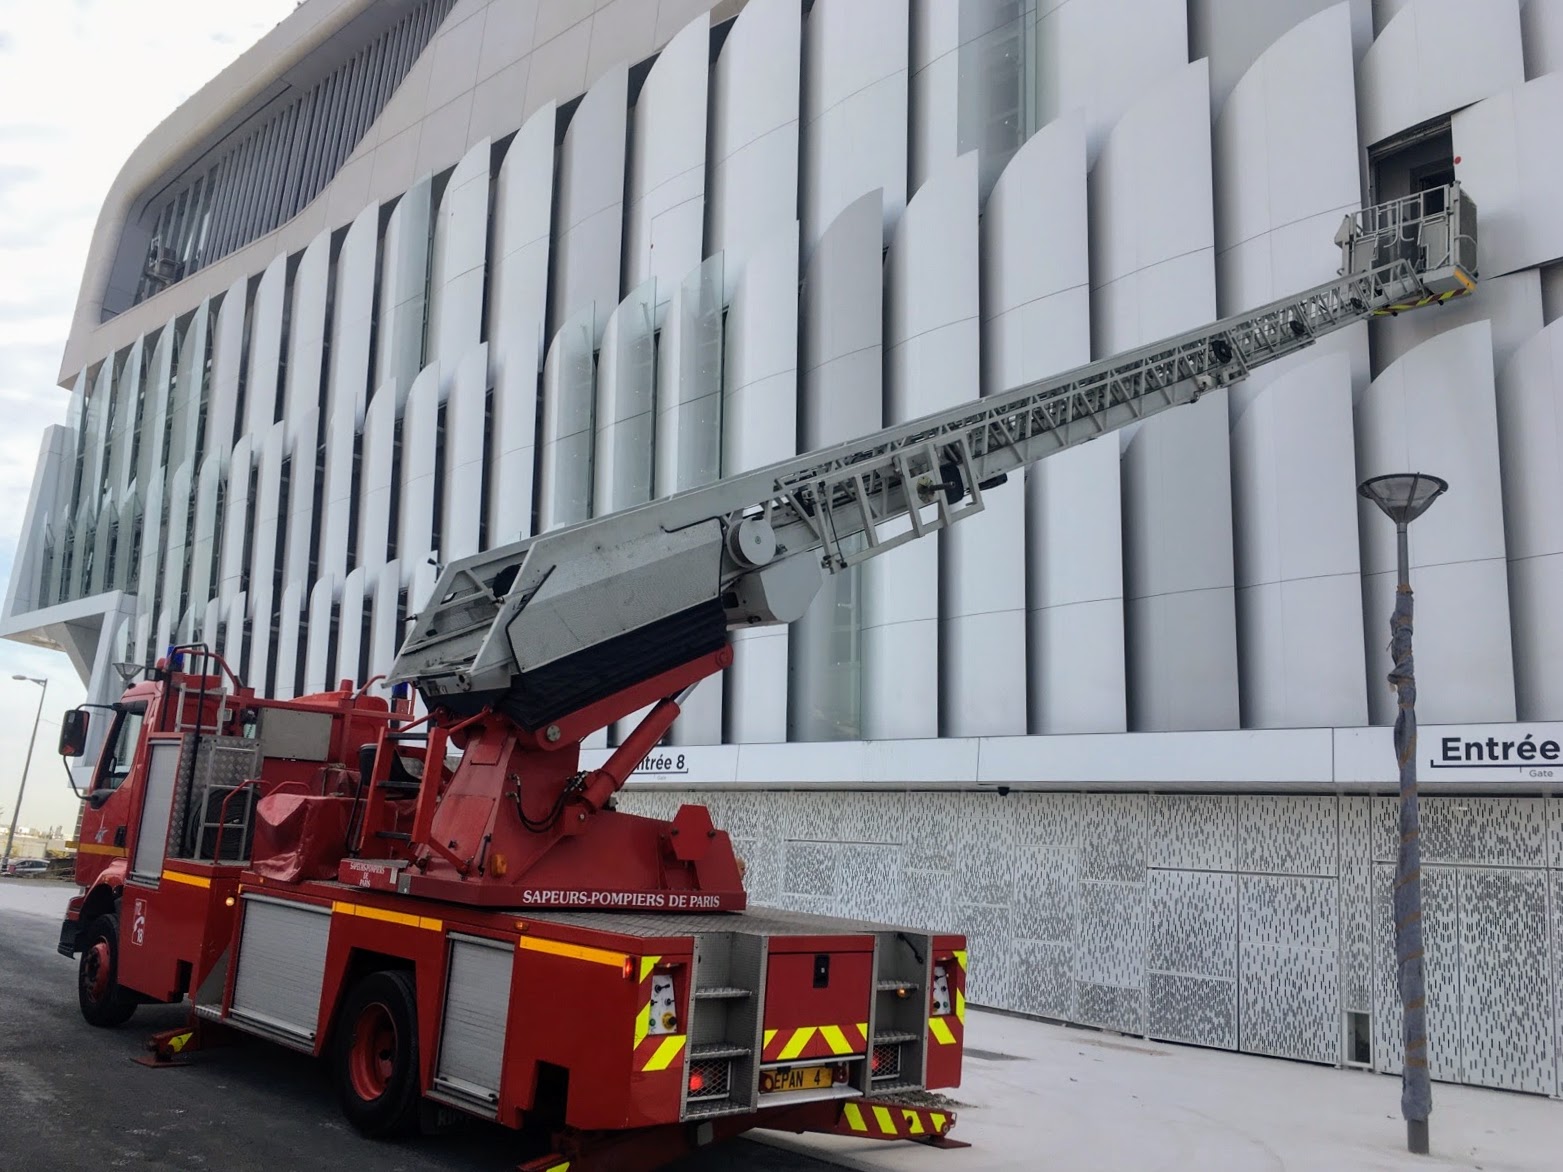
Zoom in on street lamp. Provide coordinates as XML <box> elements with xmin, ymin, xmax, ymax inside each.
<box><xmin>2</xmin><ymin>674</ymin><xmax>49</xmax><ymax>877</ymax></box>
<box><xmin>1359</xmin><ymin>472</ymin><xmax>1448</xmax><ymax>1158</ymax></box>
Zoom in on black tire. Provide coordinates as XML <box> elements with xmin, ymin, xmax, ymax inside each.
<box><xmin>334</xmin><ymin>969</ymin><xmax>421</xmax><ymax>1138</ymax></box>
<box><xmin>77</xmin><ymin>913</ymin><xmax>137</xmax><ymax>1028</ymax></box>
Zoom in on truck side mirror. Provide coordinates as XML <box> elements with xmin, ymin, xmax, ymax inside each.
<box><xmin>59</xmin><ymin>708</ymin><xmax>90</xmax><ymax>758</ymax></box>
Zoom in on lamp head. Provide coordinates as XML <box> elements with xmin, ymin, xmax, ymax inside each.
<box><xmin>1358</xmin><ymin>473</ymin><xmax>1448</xmax><ymax>526</ymax></box>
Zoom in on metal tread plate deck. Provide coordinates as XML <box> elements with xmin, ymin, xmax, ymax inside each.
<box><xmin>515</xmin><ymin>905</ymin><xmax>936</xmax><ymax>940</ymax></box>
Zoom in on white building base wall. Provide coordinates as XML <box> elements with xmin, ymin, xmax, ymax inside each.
<box><xmin>618</xmin><ymin>785</ymin><xmax>1562</xmax><ymax>1096</ymax></box>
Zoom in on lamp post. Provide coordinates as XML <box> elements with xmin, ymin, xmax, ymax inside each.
<box><xmin>1358</xmin><ymin>472</ymin><xmax>1448</xmax><ymax>1157</ymax></box>
<box><xmin>2</xmin><ymin>674</ymin><xmax>49</xmax><ymax>876</ymax></box>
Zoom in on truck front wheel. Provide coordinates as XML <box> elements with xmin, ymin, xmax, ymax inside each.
<box><xmin>335</xmin><ymin>969</ymin><xmax>421</xmax><ymax>1137</ymax></box>
<box><xmin>77</xmin><ymin>913</ymin><xmax>137</xmax><ymax>1027</ymax></box>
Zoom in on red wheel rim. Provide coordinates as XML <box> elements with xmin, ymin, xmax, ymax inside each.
<box><xmin>348</xmin><ymin>1002</ymin><xmax>398</xmax><ymax>1101</ymax></box>
<box><xmin>82</xmin><ymin>940</ymin><xmax>112</xmax><ymax>1001</ymax></box>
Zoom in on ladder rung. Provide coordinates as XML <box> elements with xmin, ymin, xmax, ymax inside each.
<box><xmin>872</xmin><ymin>1031</ymin><xmax>918</xmax><ymax>1045</ymax></box>
<box><xmin>876</xmin><ymin>979</ymin><xmax>920</xmax><ymax>992</ymax></box>
<box><xmin>694</xmin><ymin>987</ymin><xmax>752</xmax><ymax>1000</ymax></box>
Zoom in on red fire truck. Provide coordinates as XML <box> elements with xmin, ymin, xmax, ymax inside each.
<box><xmin>52</xmin><ymin>186</ymin><xmax>1475</xmax><ymax>1170</ymax></box>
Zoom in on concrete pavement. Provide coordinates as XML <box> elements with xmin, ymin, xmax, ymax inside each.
<box><xmin>760</xmin><ymin>1005</ymin><xmax>1563</xmax><ymax>1171</ymax></box>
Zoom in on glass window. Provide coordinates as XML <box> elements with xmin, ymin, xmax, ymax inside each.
<box><xmin>96</xmin><ymin>704</ymin><xmax>147</xmax><ymax>794</ymax></box>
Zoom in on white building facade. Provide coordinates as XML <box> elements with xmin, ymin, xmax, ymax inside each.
<box><xmin>6</xmin><ymin>0</ymin><xmax>1563</xmax><ymax>1095</ymax></box>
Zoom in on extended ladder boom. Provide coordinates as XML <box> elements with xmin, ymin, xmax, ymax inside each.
<box><xmin>393</xmin><ymin>185</ymin><xmax>1477</xmax><ymax>725</ymax></box>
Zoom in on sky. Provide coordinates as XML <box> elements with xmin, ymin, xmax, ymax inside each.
<box><xmin>0</xmin><ymin>0</ymin><xmax>301</xmax><ymax>837</ymax></box>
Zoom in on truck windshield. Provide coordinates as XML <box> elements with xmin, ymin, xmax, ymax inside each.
<box><xmin>97</xmin><ymin>704</ymin><xmax>146</xmax><ymax>793</ymax></box>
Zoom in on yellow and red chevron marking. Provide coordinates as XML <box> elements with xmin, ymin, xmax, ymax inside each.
<box><xmin>762</xmin><ymin>1021</ymin><xmax>868</xmax><ymax>1063</ymax></box>
<box><xmin>929</xmin><ymin>949</ymin><xmax>967</xmax><ymax>1047</ymax></box>
<box><xmin>629</xmin><ymin>953</ymin><xmax>687</xmax><ymax>1071</ymax></box>
<box><xmin>631</xmin><ymin>954</ymin><xmax>663</xmax><ymax>1048</ymax></box>
<box><xmin>837</xmin><ymin>1099</ymin><xmax>956</xmax><ymax>1140</ymax></box>
<box><xmin>634</xmin><ymin>1032</ymin><xmax>687</xmax><ymax>1072</ymax></box>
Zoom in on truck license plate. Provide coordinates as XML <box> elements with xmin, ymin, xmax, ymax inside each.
<box><xmin>773</xmin><ymin>1064</ymin><xmax>833</xmax><ymax>1091</ymax></box>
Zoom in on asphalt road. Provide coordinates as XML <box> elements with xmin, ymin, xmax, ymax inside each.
<box><xmin>0</xmin><ymin>881</ymin><xmax>840</xmax><ymax>1172</ymax></box>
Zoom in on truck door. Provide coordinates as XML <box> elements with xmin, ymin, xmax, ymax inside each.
<box><xmin>75</xmin><ymin>702</ymin><xmax>146</xmax><ymax>887</ymax></box>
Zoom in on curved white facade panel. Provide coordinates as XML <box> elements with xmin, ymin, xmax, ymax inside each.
<box><xmin>1359</xmin><ymin>0</ymin><xmax>1524</xmax><ymax>146</ymax></box>
<box><xmin>487</xmin><ymin>104</ymin><xmax>555</xmax><ymax>546</ymax></box>
<box><xmin>303</xmin><ymin>576</ymin><xmax>337</xmax><ymax>695</ymax></box>
<box><xmin>1232</xmin><ymin>352</ymin><xmax>1368</xmax><ymax>727</ymax></box>
<box><xmin>1213</xmin><ymin>4</ymin><xmax>1359</xmax><ymax>316</ymax></box>
<box><xmin>1357</xmin><ymin>322</ymin><xmax>1515</xmax><ymax>725</ymax></box>
<box><xmin>872</xmin><ymin>152</ymin><xmax>989</xmax><ymax>737</ymax></box>
<box><xmin>538</xmin><ymin>305</ymin><xmax>598</xmax><ymax>533</ymax></box>
<box><xmin>246</xmin><ymin>422</ymin><xmax>286</xmax><ymax>691</ymax></box>
<box><xmin>1193</xmin><ymin>0</ymin><xmax>1371</xmax><ymax>112</ymax></box>
<box><xmin>983</xmin><ymin>113</ymin><xmax>1117</xmax><ymax>735</ymax></box>
<box><xmin>793</xmin><ymin>191</ymin><xmax>883</xmax><ymax>741</ymax></box>
<box><xmin>208</xmin><ymin>278</ymin><xmax>247</xmax><ymax>465</ymax></box>
<box><xmin>552</xmin><ymin>65</ymin><xmax>627</xmax><ymax>337</ymax></box>
<box><xmin>1453</xmin><ymin>72</ymin><xmax>1563</xmax><ymax>278</ymax></box>
<box><xmin>398</xmin><ymin>364</ymin><xmax>441</xmax><ymax>582</ymax></box>
<box><xmin>801</xmin><ymin>0</ymin><xmax>908</xmax><ymax>256</ymax></box>
<box><xmin>429</xmin><ymin>139</ymin><xmax>490</xmax><ymax>372</ymax></box>
<box><xmin>1373</xmin><ymin>268</ymin><xmax>1544</xmax><ymax>379</ymax></box>
<box><xmin>1035</xmin><ymin>0</ymin><xmax>1188</xmax><ymax>160</ymax></box>
<box><xmin>244</xmin><ymin>257</ymin><xmax>287</xmax><ymax>437</ymax></box>
<box><xmin>1523</xmin><ymin>0</ymin><xmax>1563</xmax><ymax>77</ymax></box>
<box><xmin>593</xmin><ymin>282</ymin><xmax>658</xmax><ymax>517</ymax></box>
<box><xmin>321</xmin><ymin>206</ymin><xmax>380</xmax><ymax>590</ymax></box>
<box><xmin>1091</xmin><ymin>61</ymin><xmax>1216</xmax><ymax>355</ymax></box>
<box><xmin>724</xmin><ymin>227</ymin><xmax>799</xmax><ymax>745</ymax></box>
<box><xmin>1496</xmin><ymin>319</ymin><xmax>1563</xmax><ymax>719</ymax></box>
<box><xmin>709</xmin><ymin>0</ymin><xmax>800</xmax><ymax>268</ymax></box>
<box><xmin>625</xmin><ymin>14</ymin><xmax>708</xmax><ymax>293</ymax></box>
<box><xmin>378</xmin><ymin>177</ymin><xmax>432</xmax><ymax>406</ymax></box>
<box><xmin>1093</xmin><ymin>60</ymin><xmax>1236</xmax><ymax>732</ymax></box>
<box><xmin>442</xmin><ymin>343</ymin><xmax>489</xmax><ymax>563</ymax></box>
<box><xmin>337</xmin><ymin>567</ymin><xmax>368</xmax><ymax>692</ymax></box>
<box><xmin>358</xmin><ymin>383</ymin><xmax>396</xmax><ymax>582</ymax></box>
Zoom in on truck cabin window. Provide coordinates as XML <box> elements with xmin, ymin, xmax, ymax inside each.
<box><xmin>97</xmin><ymin>704</ymin><xmax>146</xmax><ymax>793</ymax></box>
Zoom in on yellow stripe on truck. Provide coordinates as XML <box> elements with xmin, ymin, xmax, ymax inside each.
<box><xmin>161</xmin><ymin>870</ymin><xmax>211</xmax><ymax>889</ymax></box>
<box><xmin>333</xmin><ymin>901</ymin><xmax>442</xmax><ymax>932</ymax></box>
<box><xmin>643</xmin><ymin>1034</ymin><xmax>686</xmax><ymax>1072</ymax></box>
<box><xmin>818</xmin><ymin>1025</ymin><xmax>854</xmax><ymax>1056</ymax></box>
<box><xmin>956</xmin><ymin>988</ymin><xmax>966</xmax><ymax>1023</ymax></box>
<box><xmin>842</xmin><ymin>1103</ymin><xmax>868</xmax><ymax>1133</ymax></box>
<box><xmin>518</xmin><ymin>936</ymin><xmax>627</xmax><ymax>969</ymax></box>
<box><xmin>777</xmin><ymin>1026</ymin><xmax>816</xmax><ymax>1061</ymax></box>
<box><xmin>929</xmin><ymin>1016</ymin><xmax>957</xmax><ymax>1045</ymax></box>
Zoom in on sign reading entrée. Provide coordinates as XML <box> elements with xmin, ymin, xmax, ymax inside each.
<box><xmin>1430</xmin><ymin>731</ymin><xmax>1562</xmax><ymax>780</ymax></box>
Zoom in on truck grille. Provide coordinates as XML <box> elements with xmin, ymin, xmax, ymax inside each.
<box><xmin>687</xmin><ymin>1056</ymin><xmax>731</xmax><ymax>1102</ymax></box>
<box><xmin>871</xmin><ymin>1042</ymin><xmax>902</xmax><ymax>1081</ymax></box>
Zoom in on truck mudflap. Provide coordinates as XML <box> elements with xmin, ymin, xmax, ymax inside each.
<box><xmin>824</xmin><ymin>1097</ymin><xmax>968</xmax><ymax>1148</ymax></box>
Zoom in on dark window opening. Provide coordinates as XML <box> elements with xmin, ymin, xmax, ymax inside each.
<box><xmin>1346</xmin><ymin>1011</ymin><xmax>1372</xmax><ymax>1066</ymax></box>
<box><xmin>1369</xmin><ymin>118</ymin><xmax>1454</xmax><ymax>211</ymax></box>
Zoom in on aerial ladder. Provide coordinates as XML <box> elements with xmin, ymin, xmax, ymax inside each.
<box><xmin>388</xmin><ymin>183</ymin><xmax>1478</xmax><ymax>900</ymax></box>
<box><xmin>53</xmin><ymin>185</ymin><xmax>1475</xmax><ymax>1172</ymax></box>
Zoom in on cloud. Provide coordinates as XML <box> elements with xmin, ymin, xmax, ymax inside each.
<box><xmin>0</xmin><ymin>0</ymin><xmax>303</xmax><ymax>831</ymax></box>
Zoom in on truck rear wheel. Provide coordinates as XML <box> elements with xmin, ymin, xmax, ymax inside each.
<box><xmin>335</xmin><ymin>969</ymin><xmax>421</xmax><ymax>1138</ymax></box>
<box><xmin>77</xmin><ymin>913</ymin><xmax>137</xmax><ymax>1027</ymax></box>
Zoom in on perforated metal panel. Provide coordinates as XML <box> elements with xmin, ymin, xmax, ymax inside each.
<box><xmin>230</xmin><ymin>895</ymin><xmax>331</xmax><ymax>1043</ymax></box>
<box><xmin>130</xmin><ymin>739</ymin><xmax>185</xmax><ymax>881</ymax></box>
<box><xmin>434</xmin><ymin>935</ymin><xmax>514</xmax><ymax>1109</ymax></box>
